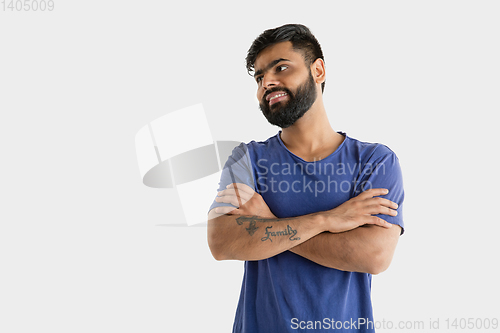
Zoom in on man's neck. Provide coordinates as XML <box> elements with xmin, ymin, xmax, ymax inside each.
<box><xmin>279</xmin><ymin>101</ymin><xmax>344</xmax><ymax>162</ymax></box>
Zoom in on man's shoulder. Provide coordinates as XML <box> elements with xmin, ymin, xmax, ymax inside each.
<box><xmin>248</xmin><ymin>133</ymin><xmax>279</xmax><ymax>148</ymax></box>
<box><xmin>233</xmin><ymin>133</ymin><xmax>280</xmax><ymax>154</ymax></box>
<box><xmin>223</xmin><ymin>134</ymin><xmax>280</xmax><ymax>168</ymax></box>
<box><xmin>344</xmin><ymin>134</ymin><xmax>399</xmax><ymax>162</ymax></box>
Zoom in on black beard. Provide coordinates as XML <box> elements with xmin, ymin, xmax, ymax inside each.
<box><xmin>259</xmin><ymin>72</ymin><xmax>317</xmax><ymax>128</ymax></box>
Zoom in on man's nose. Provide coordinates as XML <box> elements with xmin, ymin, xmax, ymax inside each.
<box><xmin>262</xmin><ymin>74</ymin><xmax>280</xmax><ymax>90</ymax></box>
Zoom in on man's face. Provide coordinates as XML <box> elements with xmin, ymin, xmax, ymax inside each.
<box><xmin>253</xmin><ymin>41</ymin><xmax>318</xmax><ymax>128</ymax></box>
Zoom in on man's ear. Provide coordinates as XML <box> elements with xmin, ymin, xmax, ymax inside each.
<box><xmin>311</xmin><ymin>58</ymin><xmax>326</xmax><ymax>85</ymax></box>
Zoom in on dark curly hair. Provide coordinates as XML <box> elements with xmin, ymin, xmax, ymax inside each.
<box><xmin>246</xmin><ymin>24</ymin><xmax>325</xmax><ymax>92</ymax></box>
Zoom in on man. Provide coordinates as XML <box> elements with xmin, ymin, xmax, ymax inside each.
<box><xmin>207</xmin><ymin>24</ymin><xmax>404</xmax><ymax>332</ymax></box>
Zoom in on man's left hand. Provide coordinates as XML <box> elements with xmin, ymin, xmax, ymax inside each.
<box><xmin>214</xmin><ymin>183</ymin><xmax>277</xmax><ymax>218</ymax></box>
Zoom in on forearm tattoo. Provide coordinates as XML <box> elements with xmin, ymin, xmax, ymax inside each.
<box><xmin>235</xmin><ymin>216</ymin><xmax>300</xmax><ymax>242</ymax></box>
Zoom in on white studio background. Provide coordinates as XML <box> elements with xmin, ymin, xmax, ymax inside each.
<box><xmin>0</xmin><ymin>1</ymin><xmax>498</xmax><ymax>332</ymax></box>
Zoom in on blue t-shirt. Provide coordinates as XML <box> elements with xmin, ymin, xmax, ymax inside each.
<box><xmin>209</xmin><ymin>131</ymin><xmax>404</xmax><ymax>333</ymax></box>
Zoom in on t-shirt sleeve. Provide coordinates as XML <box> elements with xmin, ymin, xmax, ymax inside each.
<box><xmin>356</xmin><ymin>148</ymin><xmax>405</xmax><ymax>235</ymax></box>
<box><xmin>208</xmin><ymin>142</ymin><xmax>256</xmax><ymax>214</ymax></box>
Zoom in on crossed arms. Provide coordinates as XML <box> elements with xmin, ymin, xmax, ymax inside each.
<box><xmin>207</xmin><ymin>183</ymin><xmax>401</xmax><ymax>275</ymax></box>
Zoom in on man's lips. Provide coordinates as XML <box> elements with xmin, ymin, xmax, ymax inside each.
<box><xmin>266</xmin><ymin>91</ymin><xmax>288</xmax><ymax>106</ymax></box>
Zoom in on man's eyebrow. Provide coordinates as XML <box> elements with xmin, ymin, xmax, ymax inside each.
<box><xmin>254</xmin><ymin>58</ymin><xmax>291</xmax><ymax>78</ymax></box>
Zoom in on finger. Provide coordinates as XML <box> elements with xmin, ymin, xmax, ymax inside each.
<box><xmin>360</xmin><ymin>188</ymin><xmax>389</xmax><ymax>199</ymax></box>
<box><xmin>219</xmin><ymin>188</ymin><xmax>250</xmax><ymax>199</ymax></box>
<box><xmin>365</xmin><ymin>197</ymin><xmax>398</xmax><ymax>210</ymax></box>
<box><xmin>357</xmin><ymin>188</ymin><xmax>389</xmax><ymax>200</ymax></box>
<box><xmin>218</xmin><ymin>189</ymin><xmax>252</xmax><ymax>202</ymax></box>
<box><xmin>364</xmin><ymin>204</ymin><xmax>398</xmax><ymax>217</ymax></box>
<box><xmin>227</xmin><ymin>183</ymin><xmax>255</xmax><ymax>195</ymax></box>
<box><xmin>215</xmin><ymin>194</ymin><xmax>243</xmax><ymax>207</ymax></box>
<box><xmin>215</xmin><ymin>206</ymin><xmax>240</xmax><ymax>215</ymax></box>
<box><xmin>221</xmin><ymin>185</ymin><xmax>243</xmax><ymax>207</ymax></box>
<box><xmin>364</xmin><ymin>216</ymin><xmax>393</xmax><ymax>229</ymax></box>
<box><xmin>372</xmin><ymin>197</ymin><xmax>398</xmax><ymax>209</ymax></box>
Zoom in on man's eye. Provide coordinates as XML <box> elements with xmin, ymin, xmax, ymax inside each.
<box><xmin>276</xmin><ymin>65</ymin><xmax>288</xmax><ymax>72</ymax></box>
<box><xmin>256</xmin><ymin>76</ymin><xmax>263</xmax><ymax>83</ymax></box>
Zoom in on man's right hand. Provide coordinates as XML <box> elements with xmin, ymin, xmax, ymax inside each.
<box><xmin>322</xmin><ymin>188</ymin><xmax>398</xmax><ymax>233</ymax></box>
